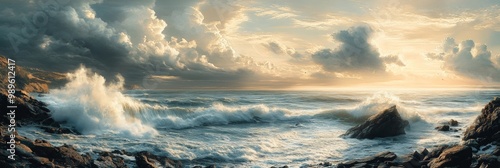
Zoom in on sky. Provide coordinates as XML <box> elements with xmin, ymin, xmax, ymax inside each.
<box><xmin>0</xmin><ymin>0</ymin><xmax>499</xmax><ymax>89</ymax></box>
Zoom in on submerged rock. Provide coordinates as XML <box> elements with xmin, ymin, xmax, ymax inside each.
<box><xmin>449</xmin><ymin>119</ymin><xmax>459</xmax><ymax>126</ymax></box>
<box><xmin>435</xmin><ymin>125</ymin><xmax>450</xmax><ymax>131</ymax></box>
<box><xmin>463</xmin><ymin>97</ymin><xmax>500</xmax><ymax>146</ymax></box>
<box><xmin>342</xmin><ymin>105</ymin><xmax>409</xmax><ymax>139</ymax></box>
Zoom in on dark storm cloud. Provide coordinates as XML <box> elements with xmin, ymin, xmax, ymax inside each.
<box><xmin>311</xmin><ymin>25</ymin><xmax>386</xmax><ymax>74</ymax></box>
<box><xmin>428</xmin><ymin>37</ymin><xmax>500</xmax><ymax>82</ymax></box>
<box><xmin>0</xmin><ymin>0</ymin><xmax>265</xmax><ymax>89</ymax></box>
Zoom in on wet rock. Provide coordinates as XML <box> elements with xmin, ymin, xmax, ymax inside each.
<box><xmin>337</xmin><ymin>151</ymin><xmax>397</xmax><ymax>168</ymax></box>
<box><xmin>428</xmin><ymin>145</ymin><xmax>472</xmax><ymax>168</ymax></box>
<box><xmin>343</xmin><ymin>106</ymin><xmax>409</xmax><ymax>139</ymax></box>
<box><xmin>322</xmin><ymin>161</ymin><xmax>333</xmax><ymax>166</ymax></box>
<box><xmin>29</xmin><ymin>156</ymin><xmax>56</xmax><ymax>167</ymax></box>
<box><xmin>477</xmin><ymin>154</ymin><xmax>500</xmax><ymax>168</ymax></box>
<box><xmin>449</xmin><ymin>119</ymin><xmax>459</xmax><ymax>126</ymax></box>
<box><xmin>135</xmin><ymin>151</ymin><xmax>182</xmax><ymax>168</ymax></box>
<box><xmin>92</xmin><ymin>151</ymin><xmax>127</xmax><ymax>168</ymax></box>
<box><xmin>492</xmin><ymin>147</ymin><xmax>500</xmax><ymax>156</ymax></box>
<box><xmin>463</xmin><ymin>139</ymin><xmax>480</xmax><ymax>150</ymax></box>
<box><xmin>435</xmin><ymin>125</ymin><xmax>450</xmax><ymax>131</ymax></box>
<box><xmin>463</xmin><ymin>97</ymin><xmax>500</xmax><ymax>146</ymax></box>
<box><xmin>42</xmin><ymin>126</ymin><xmax>76</xmax><ymax>134</ymax></box>
<box><xmin>423</xmin><ymin>145</ymin><xmax>450</xmax><ymax>161</ymax></box>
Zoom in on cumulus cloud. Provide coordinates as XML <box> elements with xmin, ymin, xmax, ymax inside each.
<box><xmin>311</xmin><ymin>25</ymin><xmax>390</xmax><ymax>74</ymax></box>
<box><xmin>427</xmin><ymin>37</ymin><xmax>500</xmax><ymax>82</ymax></box>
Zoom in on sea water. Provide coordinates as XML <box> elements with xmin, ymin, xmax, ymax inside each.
<box><xmin>17</xmin><ymin>68</ymin><xmax>500</xmax><ymax>167</ymax></box>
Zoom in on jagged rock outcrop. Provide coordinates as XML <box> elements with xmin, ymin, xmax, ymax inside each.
<box><xmin>343</xmin><ymin>105</ymin><xmax>409</xmax><ymax>139</ymax></box>
<box><xmin>428</xmin><ymin>145</ymin><xmax>472</xmax><ymax>168</ymax></box>
<box><xmin>0</xmin><ymin>127</ymin><xmax>92</xmax><ymax>167</ymax></box>
<box><xmin>135</xmin><ymin>151</ymin><xmax>182</xmax><ymax>168</ymax></box>
<box><xmin>463</xmin><ymin>97</ymin><xmax>500</xmax><ymax>146</ymax></box>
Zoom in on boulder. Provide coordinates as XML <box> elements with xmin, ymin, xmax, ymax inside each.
<box><xmin>449</xmin><ymin>119</ymin><xmax>459</xmax><ymax>126</ymax></box>
<box><xmin>342</xmin><ymin>105</ymin><xmax>409</xmax><ymax>139</ymax></box>
<box><xmin>135</xmin><ymin>151</ymin><xmax>182</xmax><ymax>168</ymax></box>
<box><xmin>428</xmin><ymin>145</ymin><xmax>472</xmax><ymax>168</ymax></box>
<box><xmin>463</xmin><ymin>97</ymin><xmax>500</xmax><ymax>146</ymax></box>
<box><xmin>424</xmin><ymin>145</ymin><xmax>450</xmax><ymax>161</ymax></box>
<box><xmin>435</xmin><ymin>125</ymin><xmax>450</xmax><ymax>131</ymax></box>
<box><xmin>92</xmin><ymin>151</ymin><xmax>127</xmax><ymax>168</ymax></box>
<box><xmin>476</xmin><ymin>154</ymin><xmax>500</xmax><ymax>168</ymax></box>
<box><xmin>337</xmin><ymin>151</ymin><xmax>397</xmax><ymax>168</ymax></box>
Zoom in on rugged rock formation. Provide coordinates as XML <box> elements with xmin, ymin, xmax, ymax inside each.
<box><xmin>0</xmin><ymin>126</ymin><xmax>91</xmax><ymax>167</ymax></box>
<box><xmin>343</xmin><ymin>105</ymin><xmax>409</xmax><ymax>139</ymax></box>
<box><xmin>463</xmin><ymin>97</ymin><xmax>500</xmax><ymax>146</ymax></box>
<box><xmin>428</xmin><ymin>145</ymin><xmax>472</xmax><ymax>168</ymax></box>
<box><xmin>135</xmin><ymin>151</ymin><xmax>182</xmax><ymax>168</ymax></box>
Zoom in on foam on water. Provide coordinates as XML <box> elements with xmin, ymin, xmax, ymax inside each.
<box><xmin>31</xmin><ymin>67</ymin><xmax>497</xmax><ymax>167</ymax></box>
<box><xmin>41</xmin><ymin>66</ymin><xmax>158</xmax><ymax>137</ymax></box>
<box><xmin>315</xmin><ymin>92</ymin><xmax>424</xmax><ymax>123</ymax></box>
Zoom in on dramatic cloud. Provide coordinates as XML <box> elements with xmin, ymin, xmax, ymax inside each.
<box><xmin>428</xmin><ymin>37</ymin><xmax>500</xmax><ymax>82</ymax></box>
<box><xmin>311</xmin><ymin>25</ymin><xmax>387</xmax><ymax>74</ymax></box>
<box><xmin>0</xmin><ymin>0</ymin><xmax>266</xmax><ymax>89</ymax></box>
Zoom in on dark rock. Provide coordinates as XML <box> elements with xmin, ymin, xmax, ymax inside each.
<box><xmin>435</xmin><ymin>125</ymin><xmax>450</xmax><ymax>131</ymax></box>
<box><xmin>92</xmin><ymin>151</ymin><xmax>127</xmax><ymax>168</ymax></box>
<box><xmin>428</xmin><ymin>145</ymin><xmax>472</xmax><ymax>168</ymax></box>
<box><xmin>338</xmin><ymin>151</ymin><xmax>397</xmax><ymax>167</ymax></box>
<box><xmin>423</xmin><ymin>145</ymin><xmax>449</xmax><ymax>161</ymax></box>
<box><xmin>449</xmin><ymin>119</ymin><xmax>459</xmax><ymax>126</ymax></box>
<box><xmin>135</xmin><ymin>151</ymin><xmax>182</xmax><ymax>168</ymax></box>
<box><xmin>42</xmin><ymin>126</ymin><xmax>75</xmax><ymax>134</ymax></box>
<box><xmin>477</xmin><ymin>154</ymin><xmax>500</xmax><ymax>168</ymax></box>
<box><xmin>342</xmin><ymin>106</ymin><xmax>409</xmax><ymax>139</ymax></box>
<box><xmin>463</xmin><ymin>139</ymin><xmax>480</xmax><ymax>151</ymax></box>
<box><xmin>206</xmin><ymin>165</ymin><xmax>216</xmax><ymax>168</ymax></box>
<box><xmin>463</xmin><ymin>97</ymin><xmax>500</xmax><ymax>146</ymax></box>
<box><xmin>322</xmin><ymin>161</ymin><xmax>332</xmax><ymax>166</ymax></box>
<box><xmin>421</xmin><ymin>148</ymin><xmax>429</xmax><ymax>157</ymax></box>
<box><xmin>492</xmin><ymin>147</ymin><xmax>500</xmax><ymax>156</ymax></box>
<box><xmin>28</xmin><ymin>156</ymin><xmax>56</xmax><ymax>167</ymax></box>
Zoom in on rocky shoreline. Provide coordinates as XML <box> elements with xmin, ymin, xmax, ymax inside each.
<box><xmin>293</xmin><ymin>98</ymin><xmax>500</xmax><ymax>168</ymax></box>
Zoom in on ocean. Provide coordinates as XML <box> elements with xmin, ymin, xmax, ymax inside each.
<box><xmin>19</xmin><ymin>87</ymin><xmax>499</xmax><ymax>167</ymax></box>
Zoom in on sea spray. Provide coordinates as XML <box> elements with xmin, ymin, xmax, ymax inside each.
<box><xmin>315</xmin><ymin>92</ymin><xmax>424</xmax><ymax>123</ymax></box>
<box><xmin>43</xmin><ymin>66</ymin><xmax>158</xmax><ymax>136</ymax></box>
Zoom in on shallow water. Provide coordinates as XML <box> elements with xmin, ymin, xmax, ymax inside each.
<box><xmin>19</xmin><ymin>89</ymin><xmax>499</xmax><ymax>167</ymax></box>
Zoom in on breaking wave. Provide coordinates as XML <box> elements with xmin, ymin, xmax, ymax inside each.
<box><xmin>41</xmin><ymin>67</ymin><xmax>479</xmax><ymax>137</ymax></box>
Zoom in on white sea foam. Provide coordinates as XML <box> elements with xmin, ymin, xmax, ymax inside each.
<box><xmin>43</xmin><ymin>66</ymin><xmax>158</xmax><ymax>137</ymax></box>
<box><xmin>315</xmin><ymin>92</ymin><xmax>424</xmax><ymax>123</ymax></box>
